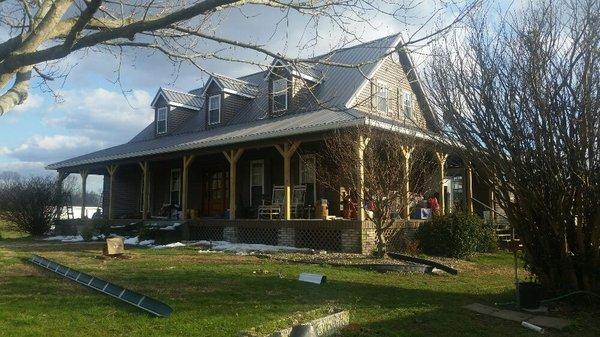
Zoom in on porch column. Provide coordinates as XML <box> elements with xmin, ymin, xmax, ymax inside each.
<box><xmin>400</xmin><ymin>146</ymin><xmax>414</xmax><ymax>219</ymax></box>
<box><xmin>181</xmin><ymin>155</ymin><xmax>195</xmax><ymax>219</ymax></box>
<box><xmin>275</xmin><ymin>141</ymin><xmax>301</xmax><ymax>220</ymax></box>
<box><xmin>79</xmin><ymin>169</ymin><xmax>89</xmax><ymax>219</ymax></box>
<box><xmin>356</xmin><ymin>135</ymin><xmax>370</xmax><ymax>221</ymax></box>
<box><xmin>56</xmin><ymin>171</ymin><xmax>68</xmax><ymax>219</ymax></box>
<box><xmin>489</xmin><ymin>186</ymin><xmax>496</xmax><ymax>221</ymax></box>
<box><xmin>435</xmin><ymin>152</ymin><xmax>448</xmax><ymax>215</ymax></box>
<box><xmin>465</xmin><ymin>162</ymin><xmax>474</xmax><ymax>214</ymax></box>
<box><xmin>139</xmin><ymin>161</ymin><xmax>150</xmax><ymax>220</ymax></box>
<box><xmin>223</xmin><ymin>149</ymin><xmax>244</xmax><ymax>220</ymax></box>
<box><xmin>106</xmin><ymin>165</ymin><xmax>119</xmax><ymax>220</ymax></box>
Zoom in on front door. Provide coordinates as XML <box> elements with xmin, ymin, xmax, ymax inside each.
<box><xmin>202</xmin><ymin>169</ymin><xmax>229</xmax><ymax>217</ymax></box>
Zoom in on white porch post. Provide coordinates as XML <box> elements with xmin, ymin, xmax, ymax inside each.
<box><xmin>356</xmin><ymin>135</ymin><xmax>370</xmax><ymax>221</ymax></box>
<box><xmin>401</xmin><ymin>146</ymin><xmax>414</xmax><ymax>219</ymax></box>
<box><xmin>181</xmin><ymin>155</ymin><xmax>195</xmax><ymax>219</ymax></box>
<box><xmin>223</xmin><ymin>149</ymin><xmax>244</xmax><ymax>220</ymax></box>
<box><xmin>275</xmin><ymin>142</ymin><xmax>301</xmax><ymax>220</ymax></box>
<box><xmin>79</xmin><ymin>169</ymin><xmax>89</xmax><ymax>219</ymax></box>
<box><xmin>435</xmin><ymin>152</ymin><xmax>448</xmax><ymax>215</ymax></box>
<box><xmin>466</xmin><ymin>162</ymin><xmax>474</xmax><ymax>214</ymax></box>
<box><xmin>106</xmin><ymin>165</ymin><xmax>119</xmax><ymax>220</ymax></box>
<box><xmin>139</xmin><ymin>161</ymin><xmax>150</xmax><ymax>220</ymax></box>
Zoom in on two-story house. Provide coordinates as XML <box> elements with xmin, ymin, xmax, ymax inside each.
<box><xmin>47</xmin><ymin>34</ymin><xmax>494</xmax><ymax>253</ymax></box>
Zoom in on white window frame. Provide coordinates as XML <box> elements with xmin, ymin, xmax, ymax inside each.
<box><xmin>249</xmin><ymin>159</ymin><xmax>265</xmax><ymax>205</ymax></box>
<box><xmin>272</xmin><ymin>78</ymin><xmax>288</xmax><ymax>112</ymax></box>
<box><xmin>375</xmin><ymin>81</ymin><xmax>389</xmax><ymax>113</ymax></box>
<box><xmin>156</xmin><ymin>107</ymin><xmax>168</xmax><ymax>134</ymax></box>
<box><xmin>402</xmin><ymin>90</ymin><xmax>413</xmax><ymax>118</ymax></box>
<box><xmin>170</xmin><ymin>168</ymin><xmax>181</xmax><ymax>205</ymax></box>
<box><xmin>208</xmin><ymin>94</ymin><xmax>221</xmax><ymax>125</ymax></box>
<box><xmin>299</xmin><ymin>154</ymin><xmax>317</xmax><ymax>203</ymax></box>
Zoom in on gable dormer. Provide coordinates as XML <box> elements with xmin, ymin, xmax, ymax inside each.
<box><xmin>150</xmin><ymin>88</ymin><xmax>203</xmax><ymax>136</ymax></box>
<box><xmin>202</xmin><ymin>75</ymin><xmax>257</xmax><ymax>127</ymax></box>
<box><xmin>267</xmin><ymin>59</ymin><xmax>321</xmax><ymax>117</ymax></box>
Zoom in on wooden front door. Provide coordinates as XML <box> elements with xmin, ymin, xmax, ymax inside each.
<box><xmin>202</xmin><ymin>169</ymin><xmax>229</xmax><ymax>217</ymax></box>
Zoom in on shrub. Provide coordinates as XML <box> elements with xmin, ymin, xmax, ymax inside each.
<box><xmin>417</xmin><ymin>212</ymin><xmax>497</xmax><ymax>258</ymax></box>
<box><xmin>80</xmin><ymin>226</ymin><xmax>94</xmax><ymax>242</ymax></box>
<box><xmin>0</xmin><ymin>176</ymin><xmax>65</xmax><ymax>236</ymax></box>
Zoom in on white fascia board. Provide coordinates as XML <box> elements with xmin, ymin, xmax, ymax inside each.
<box><xmin>222</xmin><ymin>88</ymin><xmax>256</xmax><ymax>99</ymax></box>
<box><xmin>344</xmin><ymin>34</ymin><xmax>404</xmax><ymax>109</ymax></box>
<box><xmin>201</xmin><ymin>77</ymin><xmax>223</xmax><ymax>97</ymax></box>
<box><xmin>150</xmin><ymin>88</ymin><xmax>166</xmax><ymax>107</ymax></box>
<box><xmin>168</xmin><ymin>102</ymin><xmax>201</xmax><ymax>111</ymax></box>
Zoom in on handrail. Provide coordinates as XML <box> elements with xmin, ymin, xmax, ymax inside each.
<box><xmin>471</xmin><ymin>197</ymin><xmax>509</xmax><ymax>220</ymax></box>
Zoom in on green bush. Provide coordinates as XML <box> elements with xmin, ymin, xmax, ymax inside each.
<box><xmin>417</xmin><ymin>212</ymin><xmax>497</xmax><ymax>258</ymax></box>
<box><xmin>80</xmin><ymin>226</ymin><xmax>94</xmax><ymax>242</ymax></box>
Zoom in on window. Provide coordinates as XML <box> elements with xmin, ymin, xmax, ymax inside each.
<box><xmin>299</xmin><ymin>154</ymin><xmax>316</xmax><ymax>204</ymax></box>
<box><xmin>249</xmin><ymin>160</ymin><xmax>264</xmax><ymax>206</ymax></box>
<box><xmin>376</xmin><ymin>81</ymin><xmax>389</xmax><ymax>113</ymax></box>
<box><xmin>208</xmin><ymin>94</ymin><xmax>221</xmax><ymax>125</ymax></box>
<box><xmin>272</xmin><ymin>78</ymin><xmax>288</xmax><ymax>112</ymax></box>
<box><xmin>402</xmin><ymin>90</ymin><xmax>413</xmax><ymax>118</ymax></box>
<box><xmin>156</xmin><ymin>107</ymin><xmax>168</xmax><ymax>134</ymax></box>
<box><xmin>170</xmin><ymin>169</ymin><xmax>181</xmax><ymax>206</ymax></box>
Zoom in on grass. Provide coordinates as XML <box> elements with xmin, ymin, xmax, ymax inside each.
<box><xmin>0</xmin><ymin>240</ymin><xmax>597</xmax><ymax>337</ymax></box>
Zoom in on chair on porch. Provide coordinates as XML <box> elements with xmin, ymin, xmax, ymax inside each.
<box><xmin>291</xmin><ymin>185</ymin><xmax>307</xmax><ymax>219</ymax></box>
<box><xmin>258</xmin><ymin>186</ymin><xmax>285</xmax><ymax>219</ymax></box>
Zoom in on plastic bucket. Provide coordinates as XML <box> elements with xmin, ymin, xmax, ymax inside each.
<box><xmin>518</xmin><ymin>282</ymin><xmax>542</xmax><ymax>309</ymax></box>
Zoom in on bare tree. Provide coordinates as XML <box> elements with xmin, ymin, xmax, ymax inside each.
<box><xmin>0</xmin><ymin>0</ymin><xmax>478</xmax><ymax>115</ymax></box>
<box><xmin>317</xmin><ymin>126</ymin><xmax>435</xmax><ymax>257</ymax></box>
<box><xmin>427</xmin><ymin>0</ymin><xmax>600</xmax><ymax>292</ymax></box>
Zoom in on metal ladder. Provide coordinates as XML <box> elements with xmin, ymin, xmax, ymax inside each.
<box><xmin>64</xmin><ymin>193</ymin><xmax>75</xmax><ymax>219</ymax></box>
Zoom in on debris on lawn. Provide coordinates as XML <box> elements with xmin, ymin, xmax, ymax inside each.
<box><xmin>463</xmin><ymin>303</ymin><xmax>572</xmax><ymax>330</ymax></box>
<box><xmin>240</xmin><ymin>308</ymin><xmax>349</xmax><ymax>337</ymax></box>
<box><xmin>103</xmin><ymin>237</ymin><xmax>125</xmax><ymax>256</ymax></box>
<box><xmin>387</xmin><ymin>252</ymin><xmax>458</xmax><ymax>275</ymax></box>
<box><xmin>29</xmin><ymin>254</ymin><xmax>173</xmax><ymax>317</ymax></box>
<box><xmin>298</xmin><ymin>273</ymin><xmax>327</xmax><ymax>285</ymax></box>
<box><xmin>521</xmin><ymin>321</ymin><xmax>544</xmax><ymax>333</ymax></box>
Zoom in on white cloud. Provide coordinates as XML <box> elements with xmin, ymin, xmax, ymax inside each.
<box><xmin>2</xmin><ymin>134</ymin><xmax>102</xmax><ymax>163</ymax></box>
<box><xmin>43</xmin><ymin>88</ymin><xmax>153</xmax><ymax>143</ymax></box>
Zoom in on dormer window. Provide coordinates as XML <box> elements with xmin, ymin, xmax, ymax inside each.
<box><xmin>376</xmin><ymin>81</ymin><xmax>389</xmax><ymax>113</ymax></box>
<box><xmin>156</xmin><ymin>107</ymin><xmax>168</xmax><ymax>134</ymax></box>
<box><xmin>208</xmin><ymin>94</ymin><xmax>221</xmax><ymax>125</ymax></box>
<box><xmin>402</xmin><ymin>90</ymin><xmax>413</xmax><ymax>118</ymax></box>
<box><xmin>272</xmin><ymin>78</ymin><xmax>288</xmax><ymax>112</ymax></box>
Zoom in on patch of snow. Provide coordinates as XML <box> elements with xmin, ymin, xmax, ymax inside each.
<box><xmin>152</xmin><ymin>242</ymin><xmax>186</xmax><ymax>249</ymax></box>
<box><xmin>123</xmin><ymin>236</ymin><xmax>139</xmax><ymax>245</ymax></box>
<box><xmin>43</xmin><ymin>235</ymin><xmax>84</xmax><ymax>243</ymax></box>
<box><xmin>139</xmin><ymin>239</ymin><xmax>155</xmax><ymax>246</ymax></box>
<box><xmin>197</xmin><ymin>240</ymin><xmax>314</xmax><ymax>253</ymax></box>
<box><xmin>159</xmin><ymin>223</ymin><xmax>182</xmax><ymax>231</ymax></box>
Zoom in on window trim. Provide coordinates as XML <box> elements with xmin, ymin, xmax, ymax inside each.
<box><xmin>375</xmin><ymin>80</ymin><xmax>389</xmax><ymax>114</ymax></box>
<box><xmin>169</xmin><ymin>168</ymin><xmax>181</xmax><ymax>205</ymax></box>
<box><xmin>208</xmin><ymin>94</ymin><xmax>221</xmax><ymax>125</ymax></box>
<box><xmin>249</xmin><ymin>159</ymin><xmax>265</xmax><ymax>205</ymax></box>
<box><xmin>272</xmin><ymin>78</ymin><xmax>288</xmax><ymax>112</ymax></box>
<box><xmin>402</xmin><ymin>89</ymin><xmax>413</xmax><ymax>118</ymax></box>
<box><xmin>156</xmin><ymin>106</ymin><xmax>168</xmax><ymax>134</ymax></box>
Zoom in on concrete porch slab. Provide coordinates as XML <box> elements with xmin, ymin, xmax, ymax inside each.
<box><xmin>463</xmin><ymin>303</ymin><xmax>573</xmax><ymax>330</ymax></box>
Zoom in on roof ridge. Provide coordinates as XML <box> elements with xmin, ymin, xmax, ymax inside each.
<box><xmin>213</xmin><ymin>73</ymin><xmax>258</xmax><ymax>86</ymax></box>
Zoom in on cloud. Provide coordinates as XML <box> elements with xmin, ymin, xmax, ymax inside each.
<box><xmin>12</xmin><ymin>93</ymin><xmax>44</xmax><ymax>114</ymax></box>
<box><xmin>1</xmin><ymin>134</ymin><xmax>101</xmax><ymax>163</ymax></box>
<box><xmin>43</xmin><ymin>88</ymin><xmax>153</xmax><ymax>143</ymax></box>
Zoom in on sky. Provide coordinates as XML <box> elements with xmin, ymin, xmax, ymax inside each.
<box><xmin>0</xmin><ymin>1</ymin><xmax>506</xmax><ymax>193</ymax></box>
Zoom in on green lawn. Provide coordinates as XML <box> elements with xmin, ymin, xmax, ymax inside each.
<box><xmin>0</xmin><ymin>240</ymin><xmax>597</xmax><ymax>337</ymax></box>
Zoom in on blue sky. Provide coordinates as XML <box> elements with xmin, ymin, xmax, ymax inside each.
<box><xmin>0</xmin><ymin>1</ymin><xmax>482</xmax><ymax>192</ymax></box>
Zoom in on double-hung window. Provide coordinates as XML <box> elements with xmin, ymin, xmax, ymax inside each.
<box><xmin>156</xmin><ymin>107</ymin><xmax>168</xmax><ymax>134</ymax></box>
<box><xmin>376</xmin><ymin>81</ymin><xmax>389</xmax><ymax>113</ymax></box>
<box><xmin>402</xmin><ymin>90</ymin><xmax>413</xmax><ymax>118</ymax></box>
<box><xmin>208</xmin><ymin>94</ymin><xmax>221</xmax><ymax>125</ymax></box>
<box><xmin>272</xmin><ymin>78</ymin><xmax>288</xmax><ymax>112</ymax></box>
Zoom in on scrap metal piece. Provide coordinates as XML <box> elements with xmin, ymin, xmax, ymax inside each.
<box><xmin>29</xmin><ymin>255</ymin><xmax>172</xmax><ymax>317</ymax></box>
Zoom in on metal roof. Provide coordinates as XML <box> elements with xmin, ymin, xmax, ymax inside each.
<box><xmin>211</xmin><ymin>74</ymin><xmax>259</xmax><ymax>98</ymax></box>
<box><xmin>150</xmin><ymin>88</ymin><xmax>204</xmax><ymax>110</ymax></box>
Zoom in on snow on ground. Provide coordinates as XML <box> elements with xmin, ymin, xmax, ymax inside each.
<box><xmin>158</xmin><ymin>223</ymin><xmax>182</xmax><ymax>231</ymax></box>
<box><xmin>196</xmin><ymin>241</ymin><xmax>314</xmax><ymax>253</ymax></box>
<box><xmin>123</xmin><ymin>236</ymin><xmax>155</xmax><ymax>246</ymax></box>
<box><xmin>152</xmin><ymin>242</ymin><xmax>186</xmax><ymax>249</ymax></box>
<box><xmin>43</xmin><ymin>235</ymin><xmax>84</xmax><ymax>243</ymax></box>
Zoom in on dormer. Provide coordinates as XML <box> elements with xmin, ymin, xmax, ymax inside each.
<box><xmin>150</xmin><ymin>88</ymin><xmax>203</xmax><ymax>136</ymax></box>
<box><xmin>202</xmin><ymin>74</ymin><xmax>258</xmax><ymax>127</ymax></box>
<box><xmin>267</xmin><ymin>59</ymin><xmax>322</xmax><ymax>116</ymax></box>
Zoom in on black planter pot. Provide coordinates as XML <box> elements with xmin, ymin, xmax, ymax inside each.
<box><xmin>518</xmin><ymin>282</ymin><xmax>542</xmax><ymax>309</ymax></box>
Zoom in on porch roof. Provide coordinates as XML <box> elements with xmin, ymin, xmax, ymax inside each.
<box><xmin>46</xmin><ymin>109</ymin><xmax>436</xmax><ymax>170</ymax></box>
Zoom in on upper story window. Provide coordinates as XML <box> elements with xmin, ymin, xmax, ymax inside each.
<box><xmin>402</xmin><ymin>90</ymin><xmax>413</xmax><ymax>118</ymax></box>
<box><xmin>376</xmin><ymin>81</ymin><xmax>389</xmax><ymax>113</ymax></box>
<box><xmin>272</xmin><ymin>78</ymin><xmax>288</xmax><ymax>112</ymax></box>
<box><xmin>156</xmin><ymin>107</ymin><xmax>168</xmax><ymax>134</ymax></box>
<box><xmin>208</xmin><ymin>94</ymin><xmax>221</xmax><ymax>125</ymax></box>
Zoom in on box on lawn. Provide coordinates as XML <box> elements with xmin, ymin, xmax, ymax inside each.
<box><xmin>103</xmin><ymin>237</ymin><xmax>125</xmax><ymax>256</ymax></box>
